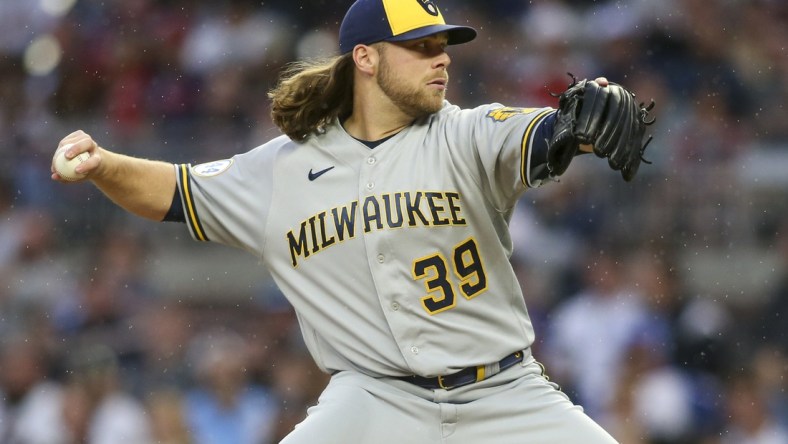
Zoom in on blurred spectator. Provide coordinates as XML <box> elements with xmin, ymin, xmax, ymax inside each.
<box><xmin>0</xmin><ymin>333</ymin><xmax>66</xmax><ymax>444</ymax></box>
<box><xmin>179</xmin><ymin>2</ymin><xmax>292</xmax><ymax>77</ymax></box>
<box><xmin>269</xmin><ymin>350</ymin><xmax>330</xmax><ymax>442</ymax></box>
<box><xmin>245</xmin><ymin>286</ymin><xmax>303</xmax><ymax>385</ymax></box>
<box><xmin>0</xmin><ymin>206</ymin><xmax>82</xmax><ymax>333</ymax></box>
<box><xmin>61</xmin><ymin>344</ymin><xmax>153</xmax><ymax>444</ymax></box>
<box><xmin>607</xmin><ymin>251</ymin><xmax>702</xmax><ymax>442</ymax></box>
<box><xmin>184</xmin><ymin>329</ymin><xmax>279</xmax><ymax>444</ymax></box>
<box><xmin>0</xmin><ymin>177</ymin><xmax>28</xmax><ymax>269</ymax></box>
<box><xmin>134</xmin><ymin>303</ymin><xmax>194</xmax><ymax>395</ymax></box>
<box><xmin>0</xmin><ymin>0</ymin><xmax>59</xmax><ymax>56</ymax></box>
<box><xmin>543</xmin><ymin>248</ymin><xmax>659</xmax><ymax>423</ymax></box>
<box><xmin>761</xmin><ymin>216</ymin><xmax>788</xmax><ymax>353</ymax></box>
<box><xmin>720</xmin><ymin>371</ymin><xmax>788</xmax><ymax>444</ymax></box>
<box><xmin>59</xmin><ymin>269</ymin><xmax>145</xmax><ymax>369</ymax></box>
<box><xmin>90</xmin><ymin>227</ymin><xmax>153</xmax><ymax>296</ymax></box>
<box><xmin>752</xmin><ymin>345</ymin><xmax>788</xmax><ymax>429</ymax></box>
<box><xmin>0</xmin><ymin>59</ymin><xmax>26</xmax><ymax>137</ymax></box>
<box><xmin>673</xmin><ymin>296</ymin><xmax>734</xmax><ymax>376</ymax></box>
<box><xmin>611</xmin><ymin>338</ymin><xmax>705</xmax><ymax>444</ymax></box>
<box><xmin>146</xmin><ymin>388</ymin><xmax>192</xmax><ymax>444</ymax></box>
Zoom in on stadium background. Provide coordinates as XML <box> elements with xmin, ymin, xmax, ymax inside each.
<box><xmin>0</xmin><ymin>0</ymin><xmax>786</xmax><ymax>442</ymax></box>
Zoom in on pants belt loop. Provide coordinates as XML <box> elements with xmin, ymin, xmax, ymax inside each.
<box><xmin>475</xmin><ymin>365</ymin><xmax>485</xmax><ymax>382</ymax></box>
<box><xmin>484</xmin><ymin>362</ymin><xmax>499</xmax><ymax>379</ymax></box>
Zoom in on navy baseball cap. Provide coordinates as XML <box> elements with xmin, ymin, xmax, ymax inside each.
<box><xmin>339</xmin><ymin>0</ymin><xmax>477</xmax><ymax>54</ymax></box>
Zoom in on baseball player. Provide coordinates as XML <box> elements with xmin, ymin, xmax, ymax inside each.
<box><xmin>52</xmin><ymin>0</ymin><xmax>654</xmax><ymax>442</ymax></box>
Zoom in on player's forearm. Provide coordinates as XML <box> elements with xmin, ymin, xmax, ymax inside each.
<box><xmin>91</xmin><ymin>148</ymin><xmax>175</xmax><ymax>221</ymax></box>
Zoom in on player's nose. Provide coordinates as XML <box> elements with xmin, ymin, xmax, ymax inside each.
<box><xmin>433</xmin><ymin>50</ymin><xmax>451</xmax><ymax>70</ymax></box>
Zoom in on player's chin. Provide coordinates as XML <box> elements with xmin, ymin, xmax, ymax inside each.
<box><xmin>402</xmin><ymin>92</ymin><xmax>444</xmax><ymax>118</ymax></box>
<box><xmin>415</xmin><ymin>101</ymin><xmax>443</xmax><ymax>117</ymax></box>
<box><xmin>424</xmin><ymin>92</ymin><xmax>445</xmax><ymax>112</ymax></box>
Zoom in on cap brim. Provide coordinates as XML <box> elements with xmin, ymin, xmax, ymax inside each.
<box><xmin>386</xmin><ymin>24</ymin><xmax>477</xmax><ymax>46</ymax></box>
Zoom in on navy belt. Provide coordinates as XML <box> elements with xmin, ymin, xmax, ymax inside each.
<box><xmin>399</xmin><ymin>351</ymin><xmax>524</xmax><ymax>390</ymax></box>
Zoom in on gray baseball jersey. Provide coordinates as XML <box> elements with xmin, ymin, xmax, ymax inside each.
<box><xmin>174</xmin><ymin>101</ymin><xmax>555</xmax><ymax>379</ymax></box>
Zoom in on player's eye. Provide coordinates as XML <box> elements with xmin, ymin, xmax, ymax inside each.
<box><xmin>412</xmin><ymin>39</ymin><xmax>447</xmax><ymax>54</ymax></box>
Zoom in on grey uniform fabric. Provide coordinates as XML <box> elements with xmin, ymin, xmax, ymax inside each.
<box><xmin>173</xmin><ymin>101</ymin><xmax>617</xmax><ymax>443</ymax></box>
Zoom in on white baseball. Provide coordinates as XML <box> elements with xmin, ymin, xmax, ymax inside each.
<box><xmin>54</xmin><ymin>143</ymin><xmax>90</xmax><ymax>181</ymax></box>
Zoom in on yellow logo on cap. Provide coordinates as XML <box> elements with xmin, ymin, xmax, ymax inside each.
<box><xmin>383</xmin><ymin>0</ymin><xmax>446</xmax><ymax>36</ymax></box>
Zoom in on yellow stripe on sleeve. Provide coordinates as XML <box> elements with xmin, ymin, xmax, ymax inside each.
<box><xmin>179</xmin><ymin>164</ymin><xmax>208</xmax><ymax>241</ymax></box>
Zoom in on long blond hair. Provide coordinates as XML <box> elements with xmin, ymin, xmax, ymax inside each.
<box><xmin>268</xmin><ymin>54</ymin><xmax>355</xmax><ymax>142</ymax></box>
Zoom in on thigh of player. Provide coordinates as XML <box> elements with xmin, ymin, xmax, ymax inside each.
<box><xmin>449</xmin><ymin>360</ymin><xmax>619</xmax><ymax>444</ymax></box>
<box><xmin>279</xmin><ymin>370</ymin><xmax>443</xmax><ymax>444</ymax></box>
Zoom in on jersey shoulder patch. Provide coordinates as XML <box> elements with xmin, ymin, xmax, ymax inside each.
<box><xmin>486</xmin><ymin>107</ymin><xmax>540</xmax><ymax>122</ymax></box>
<box><xmin>191</xmin><ymin>159</ymin><xmax>234</xmax><ymax>177</ymax></box>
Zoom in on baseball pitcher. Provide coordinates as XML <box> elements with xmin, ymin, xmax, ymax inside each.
<box><xmin>51</xmin><ymin>0</ymin><xmax>655</xmax><ymax>442</ymax></box>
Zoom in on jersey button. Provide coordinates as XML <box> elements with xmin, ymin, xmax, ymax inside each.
<box><xmin>391</xmin><ymin>302</ymin><xmax>400</xmax><ymax>311</ymax></box>
<box><xmin>377</xmin><ymin>254</ymin><xmax>385</xmax><ymax>263</ymax></box>
<box><xmin>410</xmin><ymin>346</ymin><xmax>419</xmax><ymax>354</ymax></box>
<box><xmin>367</xmin><ymin>157</ymin><xmax>376</xmax><ymax>165</ymax></box>
<box><xmin>366</xmin><ymin>182</ymin><xmax>375</xmax><ymax>191</ymax></box>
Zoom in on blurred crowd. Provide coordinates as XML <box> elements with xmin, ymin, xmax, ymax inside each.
<box><xmin>0</xmin><ymin>0</ymin><xmax>787</xmax><ymax>443</ymax></box>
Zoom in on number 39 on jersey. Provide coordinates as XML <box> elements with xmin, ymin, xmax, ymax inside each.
<box><xmin>412</xmin><ymin>237</ymin><xmax>488</xmax><ymax>315</ymax></box>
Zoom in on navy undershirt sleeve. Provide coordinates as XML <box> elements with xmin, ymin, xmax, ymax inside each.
<box><xmin>528</xmin><ymin>113</ymin><xmax>589</xmax><ymax>183</ymax></box>
<box><xmin>162</xmin><ymin>187</ymin><xmax>185</xmax><ymax>223</ymax></box>
<box><xmin>530</xmin><ymin>113</ymin><xmax>554</xmax><ymax>168</ymax></box>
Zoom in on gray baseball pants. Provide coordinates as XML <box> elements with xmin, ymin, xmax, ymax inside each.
<box><xmin>280</xmin><ymin>356</ymin><xmax>618</xmax><ymax>443</ymax></box>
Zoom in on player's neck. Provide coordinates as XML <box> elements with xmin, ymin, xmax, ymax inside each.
<box><xmin>343</xmin><ymin>109</ymin><xmax>412</xmax><ymax>142</ymax></box>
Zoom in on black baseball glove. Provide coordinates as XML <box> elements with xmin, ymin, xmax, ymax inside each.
<box><xmin>547</xmin><ymin>74</ymin><xmax>656</xmax><ymax>181</ymax></box>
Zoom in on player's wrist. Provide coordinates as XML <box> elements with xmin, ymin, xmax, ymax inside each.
<box><xmin>87</xmin><ymin>147</ymin><xmax>117</xmax><ymax>182</ymax></box>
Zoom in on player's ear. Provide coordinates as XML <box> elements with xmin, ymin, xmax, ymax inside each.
<box><xmin>352</xmin><ymin>44</ymin><xmax>378</xmax><ymax>76</ymax></box>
